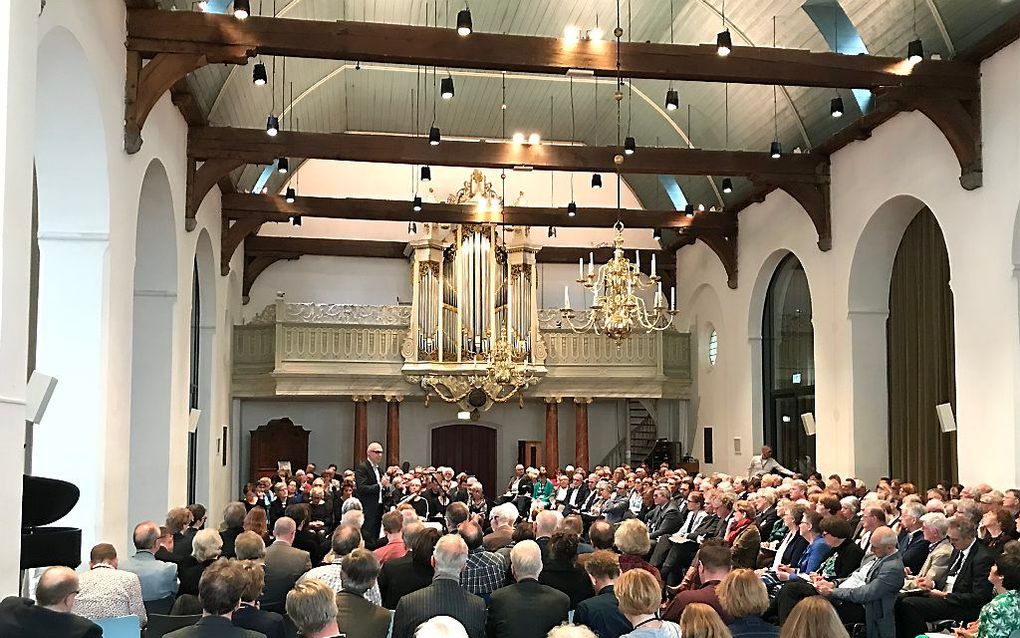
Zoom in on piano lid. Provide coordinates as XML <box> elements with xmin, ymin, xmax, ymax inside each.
<box><xmin>22</xmin><ymin>474</ymin><xmax>80</xmax><ymax>528</ymax></box>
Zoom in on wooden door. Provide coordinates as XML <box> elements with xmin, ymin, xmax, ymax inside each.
<box><xmin>250</xmin><ymin>418</ymin><xmax>310</xmax><ymax>482</ymax></box>
<box><xmin>431</xmin><ymin>424</ymin><xmax>497</xmax><ymax>499</ymax></box>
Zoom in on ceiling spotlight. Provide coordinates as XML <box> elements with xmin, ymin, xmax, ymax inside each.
<box><xmin>512</xmin><ymin>132</ymin><xmax>525</xmax><ymax>145</ymax></box>
<box><xmin>429</xmin><ymin>126</ymin><xmax>441</xmax><ymax>146</ymax></box>
<box><xmin>653</xmin><ymin>227</ymin><xmax>662</xmax><ymax>241</ymax></box>
<box><xmin>567</xmin><ymin>201</ymin><xmax>577</xmax><ymax>217</ymax></box>
<box><xmin>665</xmin><ymin>88</ymin><xmax>679</xmax><ymax>111</ymax></box>
<box><xmin>285</xmin><ymin>187</ymin><xmax>296</xmax><ymax>204</ymax></box>
<box><xmin>252</xmin><ymin>61</ymin><xmax>267</xmax><ymax>85</ymax></box>
<box><xmin>441</xmin><ymin>76</ymin><xmax>455</xmax><ymax>100</ymax></box>
<box><xmin>907</xmin><ymin>39</ymin><xmax>924</xmax><ymax>64</ymax></box>
<box><xmin>717</xmin><ymin>29</ymin><xmax>732</xmax><ymax>56</ymax></box>
<box><xmin>233</xmin><ymin>0</ymin><xmax>250</xmax><ymax>19</ymax></box>
<box><xmin>624</xmin><ymin>136</ymin><xmax>636</xmax><ymax>155</ymax></box>
<box><xmin>830</xmin><ymin>95</ymin><xmax>844</xmax><ymax>118</ymax></box>
<box><xmin>722</xmin><ymin>178</ymin><xmax>733</xmax><ymax>194</ymax></box>
<box><xmin>412</xmin><ymin>196</ymin><xmax>423</xmax><ymax>212</ymax></box>
<box><xmin>528</xmin><ymin>133</ymin><xmax>541</xmax><ymax>145</ymax></box>
<box><xmin>684</xmin><ymin>204</ymin><xmax>695</xmax><ymax>218</ymax></box>
<box><xmin>197</xmin><ymin>0</ymin><xmax>209</xmax><ymax>10</ymax></box>
<box><xmin>420</xmin><ymin>166</ymin><xmax>432</xmax><ymax>182</ymax></box>
<box><xmin>589</xmin><ymin>27</ymin><xmax>604</xmax><ymax>41</ymax></box>
<box><xmin>564</xmin><ymin>25</ymin><xmax>581</xmax><ymax>43</ymax></box>
<box><xmin>456</xmin><ymin>8</ymin><xmax>473</xmax><ymax>36</ymax></box>
<box><xmin>548</xmin><ymin>226</ymin><xmax>557</xmax><ymax>238</ymax></box>
<box><xmin>770</xmin><ymin>140</ymin><xmax>782</xmax><ymax>159</ymax></box>
<box><xmin>276</xmin><ymin>157</ymin><xmax>289</xmax><ymax>174</ymax></box>
<box><xmin>291</xmin><ymin>215</ymin><xmax>302</xmax><ymax>226</ymax></box>
<box><xmin>266</xmin><ymin>114</ymin><xmax>279</xmax><ymax>136</ymax></box>
<box><xmin>591</xmin><ymin>173</ymin><xmax>603</xmax><ymax>189</ymax></box>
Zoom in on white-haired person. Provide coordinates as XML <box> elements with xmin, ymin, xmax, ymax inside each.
<box><xmin>547</xmin><ymin>625</ymin><xmax>598</xmax><ymax>638</ymax></box>
<box><xmin>177</xmin><ymin>528</ymin><xmax>223</xmax><ymax>596</ymax></box>
<box><xmin>488</xmin><ymin>540</ymin><xmax>569</xmax><ymax>638</ymax></box>
<box><xmin>415</xmin><ymin>616</ymin><xmax>469</xmax><ymax>638</ymax></box>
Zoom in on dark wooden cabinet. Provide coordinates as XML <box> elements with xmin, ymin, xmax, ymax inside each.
<box><xmin>250</xmin><ymin>418</ymin><xmax>310</xmax><ymax>482</ymax></box>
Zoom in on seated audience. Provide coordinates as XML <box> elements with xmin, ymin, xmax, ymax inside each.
<box><xmin>902</xmin><ymin>512</ymin><xmax>953</xmax><ymax>592</ymax></box>
<box><xmin>538</xmin><ymin>532</ymin><xmax>595</xmax><ymax>609</ymax></box>
<box><xmin>303</xmin><ymin>523</ymin><xmax>383</xmax><ymax>604</ymax></box>
<box><xmin>288</xmin><ymin>502</ymin><xmax>326</xmax><ymax>564</ymax></box>
<box><xmin>0</xmin><ymin>566</ymin><xmax>101</xmax><ymax>637</ymax></box>
<box><xmin>165</xmin><ymin>560</ymin><xmax>263</xmax><ymax>637</ymax></box>
<box><xmin>717</xmin><ymin>569</ymin><xmax>779</xmax><ymax>638</ymax></box>
<box><xmin>336</xmin><ymin>549</ymin><xmax>392</xmax><ymax>638</ymax></box>
<box><xmin>679</xmin><ymin>603</ymin><xmax>733</xmax><ymax>638</ymax></box>
<box><xmin>379</xmin><ymin>523</ymin><xmax>438</xmax><ymax>609</ymax></box>
<box><xmin>574</xmin><ymin>550</ymin><xmax>631</xmax><ymax>638</ymax></box>
<box><xmin>234</xmin><ymin>530</ymin><xmax>267</xmax><ymax>562</ymax></box>
<box><xmin>71</xmin><ymin>543</ymin><xmax>147</xmax><ymax>627</ymax></box>
<box><xmin>262</xmin><ymin>516</ymin><xmax>313</xmax><ymax>611</ymax></box>
<box><xmin>775</xmin><ymin>515</ymin><xmax>862</xmax><ymax>620</ymax></box>
<box><xmin>897</xmin><ymin>502</ymin><xmax>930</xmax><ymax>574</ymax></box>
<box><xmin>374</xmin><ymin>510</ymin><xmax>408</xmax><ymax>565</ymax></box>
<box><xmin>727</xmin><ymin>501</ymin><xmax>762</xmax><ymax>569</ymax></box>
<box><xmin>547</xmin><ymin>624</ymin><xmax>598</xmax><ymax>638</ymax></box>
<box><xmin>953</xmin><ymin>548</ymin><xmax>1020</xmax><ymax>637</ymax></box>
<box><xmin>484</xmin><ymin>503</ymin><xmax>518</xmax><ymax>552</ymax></box>
<box><xmin>534</xmin><ymin>509</ymin><xmax>562</xmax><ymax>560</ymax></box>
<box><xmin>286</xmin><ymin>578</ymin><xmax>343</xmax><ymax>638</ymax></box>
<box><xmin>778</xmin><ymin>596</ymin><xmax>849</xmax><ymax>638</ymax></box>
<box><xmin>166</xmin><ymin>506</ymin><xmax>196</xmax><ymax>563</ymax></box>
<box><xmin>488</xmin><ymin>539</ymin><xmax>570</xmax><ymax>638</ymax></box>
<box><xmin>232</xmin><ymin>560</ymin><xmax>286</xmax><ymax>638</ymax></box>
<box><xmin>220</xmin><ymin>502</ymin><xmax>247</xmax><ymax>558</ymax></box>
<box><xmin>457</xmin><ymin>520</ymin><xmax>507</xmax><ymax>596</ymax></box>
<box><xmin>392</xmin><ymin>534</ymin><xmax>486</xmax><ymax>638</ymax></box>
<box><xmin>243</xmin><ymin>506</ymin><xmax>271</xmax><ymax>545</ymax></box>
<box><xmin>178</xmin><ymin>528</ymin><xmax>223</xmax><ymax>596</ymax></box>
<box><xmin>416</xmin><ymin>615</ymin><xmax>470</xmax><ymax>638</ymax></box>
<box><xmin>615</xmin><ymin>568</ymin><xmax>681</xmax><ymax>638</ymax></box>
<box><xmin>663</xmin><ymin>543</ymin><xmax>732</xmax><ymax>623</ymax></box>
<box><xmin>560</xmin><ymin>515</ymin><xmax>595</xmax><ymax>554</ymax></box>
<box><xmin>119</xmin><ymin>521</ymin><xmax>178</xmax><ymax>609</ymax></box>
<box><xmin>615</xmin><ymin>519</ymin><xmax>662</xmax><ymax>585</ymax></box>
<box><xmin>980</xmin><ymin>508</ymin><xmax>1016</xmax><ymax>555</ymax></box>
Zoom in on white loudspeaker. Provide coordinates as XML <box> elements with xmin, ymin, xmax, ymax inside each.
<box><xmin>801</xmin><ymin>412</ymin><xmax>816</xmax><ymax>436</ymax></box>
<box><xmin>188</xmin><ymin>408</ymin><xmax>202</xmax><ymax>433</ymax></box>
<box><xmin>733</xmin><ymin>437</ymin><xmax>742</xmax><ymax>455</ymax></box>
<box><xmin>26</xmin><ymin>372</ymin><xmax>58</xmax><ymax>424</ymax></box>
<box><xmin>936</xmin><ymin>403</ymin><xmax>957</xmax><ymax>433</ymax></box>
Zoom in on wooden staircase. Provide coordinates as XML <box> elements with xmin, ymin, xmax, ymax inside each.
<box><xmin>628</xmin><ymin>400</ymin><xmax>658</xmax><ymax>466</ymax></box>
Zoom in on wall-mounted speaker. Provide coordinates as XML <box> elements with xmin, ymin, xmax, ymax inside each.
<box><xmin>26</xmin><ymin>372</ymin><xmax>58</xmax><ymax>424</ymax></box>
<box><xmin>188</xmin><ymin>408</ymin><xmax>202</xmax><ymax>433</ymax></box>
<box><xmin>936</xmin><ymin>403</ymin><xmax>957</xmax><ymax>433</ymax></box>
<box><xmin>801</xmin><ymin>412</ymin><xmax>816</xmax><ymax>436</ymax></box>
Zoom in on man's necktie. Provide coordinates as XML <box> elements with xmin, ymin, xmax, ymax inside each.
<box><xmin>948</xmin><ymin>551</ymin><xmax>964</xmax><ymax>577</ymax></box>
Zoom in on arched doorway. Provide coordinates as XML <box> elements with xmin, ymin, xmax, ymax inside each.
<box><xmin>762</xmin><ymin>254</ymin><xmax>815</xmax><ymax>475</ymax></box>
<box><xmin>431</xmin><ymin>424</ymin><xmax>496</xmax><ymax>499</ymax></box>
<box><xmin>888</xmin><ymin>209</ymin><xmax>957</xmax><ymax>486</ymax></box>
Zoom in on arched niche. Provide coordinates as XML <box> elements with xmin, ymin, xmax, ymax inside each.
<box><xmin>192</xmin><ymin>229</ymin><xmax>218</xmax><ymax>512</ymax></box>
<box><xmin>128</xmin><ymin>158</ymin><xmax>178</xmax><ymax>531</ymax></box>
<box><xmin>32</xmin><ymin>26</ymin><xmax>111</xmax><ymax>558</ymax></box>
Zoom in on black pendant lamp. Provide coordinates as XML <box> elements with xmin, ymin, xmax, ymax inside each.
<box><xmin>567</xmin><ymin>201</ymin><xmax>577</xmax><ymax>217</ymax></box>
<box><xmin>233</xmin><ymin>0</ymin><xmax>250</xmax><ymax>19</ymax></box>
<box><xmin>717</xmin><ymin>29</ymin><xmax>732</xmax><ymax>56</ymax></box>
<box><xmin>907</xmin><ymin>39</ymin><xmax>924</xmax><ymax>64</ymax></box>
<box><xmin>285</xmin><ymin>187</ymin><xmax>296</xmax><ymax>203</ymax></box>
<box><xmin>770</xmin><ymin>140</ymin><xmax>782</xmax><ymax>159</ymax></box>
<box><xmin>684</xmin><ymin>204</ymin><xmax>695</xmax><ymax>218</ymax></box>
<box><xmin>441</xmin><ymin>76</ymin><xmax>455</xmax><ymax>100</ymax></box>
<box><xmin>591</xmin><ymin>173</ymin><xmax>603</xmax><ymax>189</ymax></box>
<box><xmin>420</xmin><ymin>166</ymin><xmax>432</xmax><ymax>182</ymax></box>
<box><xmin>624</xmin><ymin>136</ymin><xmax>636</xmax><ymax>155</ymax></box>
<box><xmin>665</xmin><ymin>88</ymin><xmax>679</xmax><ymax>111</ymax></box>
<box><xmin>252</xmin><ymin>61</ymin><xmax>268</xmax><ymax>86</ymax></box>
<box><xmin>266</xmin><ymin>114</ymin><xmax>279</xmax><ymax>137</ymax></box>
<box><xmin>291</xmin><ymin>215</ymin><xmax>302</xmax><ymax>226</ymax></box>
<box><xmin>653</xmin><ymin>227</ymin><xmax>662</xmax><ymax>241</ymax></box>
<box><xmin>429</xmin><ymin>126</ymin><xmax>441</xmax><ymax>146</ymax></box>
<box><xmin>457</xmin><ymin>8</ymin><xmax>473</xmax><ymax>36</ymax></box>
<box><xmin>412</xmin><ymin>196</ymin><xmax>423</xmax><ymax>212</ymax></box>
<box><xmin>722</xmin><ymin>178</ymin><xmax>733</xmax><ymax>194</ymax></box>
<box><xmin>276</xmin><ymin>158</ymin><xmax>289</xmax><ymax>174</ymax></box>
<box><xmin>830</xmin><ymin>95</ymin><xmax>844</xmax><ymax>118</ymax></box>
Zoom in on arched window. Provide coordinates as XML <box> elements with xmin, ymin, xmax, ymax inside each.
<box><xmin>707</xmin><ymin>328</ymin><xmax>719</xmax><ymax>366</ymax></box>
<box><xmin>187</xmin><ymin>259</ymin><xmax>200</xmax><ymax>505</ymax></box>
<box><xmin>762</xmin><ymin>254</ymin><xmax>815</xmax><ymax>474</ymax></box>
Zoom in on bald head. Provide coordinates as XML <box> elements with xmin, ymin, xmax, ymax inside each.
<box><xmin>432</xmin><ymin>534</ymin><xmax>469</xmax><ymax>579</ymax></box>
<box><xmin>870</xmin><ymin>526</ymin><xmax>899</xmax><ymax>556</ymax></box>
<box><xmin>274</xmin><ymin>516</ymin><xmax>296</xmax><ymax>542</ymax></box>
<box><xmin>535</xmin><ymin>510</ymin><xmax>561</xmax><ymax>538</ymax></box>
<box><xmin>36</xmin><ymin>566</ymin><xmax>79</xmax><ymax>611</ymax></box>
<box><xmin>133</xmin><ymin>521</ymin><xmax>161</xmax><ymax>551</ymax></box>
<box><xmin>510</xmin><ymin>539</ymin><xmax>543</xmax><ymax>580</ymax></box>
<box><xmin>367</xmin><ymin>441</ymin><xmax>384</xmax><ymax>465</ymax></box>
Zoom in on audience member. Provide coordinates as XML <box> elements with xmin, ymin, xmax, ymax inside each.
<box><xmin>165</xmin><ymin>560</ymin><xmax>263</xmax><ymax>637</ymax></box>
<box><xmin>220</xmin><ymin>502</ymin><xmax>247</xmax><ymax>558</ymax></box>
<box><xmin>717</xmin><ymin>569</ymin><xmax>778</xmax><ymax>638</ymax></box>
<box><xmin>953</xmin><ymin>549</ymin><xmax>1020</xmax><ymax>637</ymax></box>
<box><xmin>573</xmin><ymin>550</ymin><xmax>633</xmax><ymax>638</ymax></box>
<box><xmin>0</xmin><ymin>566</ymin><xmax>102</xmax><ymax>637</ymax></box>
<box><xmin>897</xmin><ymin>501</ymin><xmax>930</xmax><ymax>574</ymax></box>
<box><xmin>679</xmin><ymin>603</ymin><xmax>732</xmax><ymax>638</ymax></box>
<box><xmin>615</xmin><ymin>519</ymin><xmax>662</xmax><ymax>585</ymax></box>
<box><xmin>663</xmin><ymin>543</ymin><xmax>732</xmax><ymax>623</ymax></box>
<box><xmin>119</xmin><ymin>521</ymin><xmax>178</xmax><ymax>610</ymax></box>
<box><xmin>286</xmin><ymin>578</ymin><xmax>343</xmax><ymax>638</ymax></box>
<box><xmin>392</xmin><ymin>534</ymin><xmax>486</xmax><ymax>638</ymax></box>
<box><xmin>380</xmin><ymin>523</ymin><xmax>438</xmax><ymax>609</ymax></box>
<box><xmin>484</xmin><ymin>503</ymin><xmax>518</xmax><ymax>551</ymax></box>
<box><xmin>538</xmin><ymin>532</ymin><xmax>595</xmax><ymax>608</ymax></box>
<box><xmin>167</xmin><ymin>506</ymin><xmax>196</xmax><ymax>563</ymax></box>
<box><xmin>488</xmin><ymin>539</ymin><xmax>570</xmax><ymax>638</ymax></box>
<box><xmin>727</xmin><ymin>501</ymin><xmax>762</xmax><ymax>569</ymax></box>
<box><xmin>262</xmin><ymin>516</ymin><xmax>313</xmax><ymax>610</ymax></box>
<box><xmin>179</xmin><ymin>528</ymin><xmax>223</xmax><ymax>596</ymax></box>
<box><xmin>901</xmin><ymin>512</ymin><xmax>953</xmax><ymax>592</ymax></box>
<box><xmin>232</xmin><ymin>560</ymin><xmax>286</xmax><ymax>638</ymax></box>
<box><xmin>71</xmin><ymin>543</ymin><xmax>147</xmax><ymax>627</ymax></box>
<box><xmin>233</xmin><ymin>530</ymin><xmax>267</xmax><ymax>562</ymax></box>
<box><xmin>336</xmin><ymin>549</ymin><xmax>392</xmax><ymax>638</ymax></box>
<box><xmin>777</xmin><ymin>596</ymin><xmax>848</xmax><ymax>638</ymax></box>
<box><xmin>303</xmin><ymin>523</ymin><xmax>383</xmax><ymax>604</ymax></box>
<box><xmin>616</xmin><ymin>568</ymin><xmax>681</xmax><ymax>638</ymax></box>
<box><xmin>243</xmin><ymin>507</ymin><xmax>271</xmax><ymax>544</ymax></box>
<box><xmin>458</xmin><ymin>520</ymin><xmax>507</xmax><ymax>596</ymax></box>
<box><xmin>547</xmin><ymin>624</ymin><xmax>598</xmax><ymax>638</ymax></box>
<box><xmin>416</xmin><ymin>615</ymin><xmax>469</xmax><ymax>638</ymax></box>
<box><xmin>374</xmin><ymin>510</ymin><xmax>408</xmax><ymax>565</ymax></box>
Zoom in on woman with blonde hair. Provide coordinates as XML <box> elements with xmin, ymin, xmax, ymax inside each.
<box><xmin>616</xmin><ymin>569</ymin><xmax>680</xmax><ymax>638</ymax></box>
<box><xmin>615</xmin><ymin>519</ymin><xmax>662</xmax><ymax>586</ymax></box>
<box><xmin>779</xmin><ymin>596</ymin><xmax>849</xmax><ymax>638</ymax></box>
<box><xmin>680</xmin><ymin>603</ymin><xmax>732</xmax><ymax>638</ymax></box>
<box><xmin>717</xmin><ymin>569</ymin><xmax>778</xmax><ymax>637</ymax></box>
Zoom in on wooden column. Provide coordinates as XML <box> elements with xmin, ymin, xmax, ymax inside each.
<box><xmin>385</xmin><ymin>396</ymin><xmax>401</xmax><ymax>467</ymax></box>
<box><xmin>544</xmin><ymin>398</ymin><xmax>560</xmax><ymax>472</ymax></box>
<box><xmin>352</xmin><ymin>396</ymin><xmax>370</xmax><ymax>466</ymax></box>
<box><xmin>574</xmin><ymin>397</ymin><xmax>592</xmax><ymax>471</ymax></box>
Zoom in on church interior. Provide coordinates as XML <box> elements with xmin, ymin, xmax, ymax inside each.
<box><xmin>6</xmin><ymin>0</ymin><xmax>1020</xmax><ymax>636</ymax></box>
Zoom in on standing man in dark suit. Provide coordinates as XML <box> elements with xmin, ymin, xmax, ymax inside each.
<box><xmin>392</xmin><ymin>534</ymin><xmax>486</xmax><ymax>638</ymax></box>
<box><xmin>894</xmin><ymin>516</ymin><xmax>995</xmax><ymax>638</ymax></box>
<box><xmin>487</xmin><ymin>540</ymin><xmax>570</xmax><ymax>638</ymax></box>
<box><xmin>165</xmin><ymin>561</ymin><xmax>264</xmax><ymax>638</ymax></box>
<box><xmin>356</xmin><ymin>441</ymin><xmax>388</xmax><ymax>541</ymax></box>
<box><xmin>0</xmin><ymin>567</ymin><xmax>101</xmax><ymax>638</ymax></box>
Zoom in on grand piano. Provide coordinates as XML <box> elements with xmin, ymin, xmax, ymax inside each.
<box><xmin>21</xmin><ymin>475</ymin><xmax>82</xmax><ymax>569</ymax></box>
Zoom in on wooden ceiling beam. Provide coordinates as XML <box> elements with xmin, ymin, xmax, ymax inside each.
<box><xmin>126</xmin><ymin>9</ymin><xmax>978</xmax><ymax>94</ymax></box>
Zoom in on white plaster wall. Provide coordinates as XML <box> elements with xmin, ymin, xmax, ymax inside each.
<box><xmin>676</xmin><ymin>40</ymin><xmax>1020</xmax><ymax>487</ymax></box>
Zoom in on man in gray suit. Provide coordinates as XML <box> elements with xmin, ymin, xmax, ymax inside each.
<box><xmin>335</xmin><ymin>549</ymin><xmax>391</xmax><ymax>638</ymax></box>
<box><xmin>119</xmin><ymin>521</ymin><xmax>178</xmax><ymax>612</ymax></box>
<box><xmin>487</xmin><ymin>540</ymin><xmax>569</xmax><ymax>638</ymax></box>
<box><xmin>815</xmin><ymin>526</ymin><xmax>905</xmax><ymax>638</ymax></box>
<box><xmin>262</xmin><ymin>517</ymin><xmax>313</xmax><ymax>611</ymax></box>
<box><xmin>392</xmin><ymin>534</ymin><xmax>486</xmax><ymax>638</ymax></box>
<box><xmin>165</xmin><ymin>561</ymin><xmax>263</xmax><ymax>638</ymax></box>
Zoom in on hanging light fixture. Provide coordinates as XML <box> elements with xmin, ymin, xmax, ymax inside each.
<box><xmin>548</xmin><ymin>226</ymin><xmax>557</xmax><ymax>238</ymax></box>
<box><xmin>420</xmin><ymin>166</ymin><xmax>432</xmax><ymax>182</ymax></box>
<box><xmin>624</xmin><ymin>136</ymin><xmax>636</xmax><ymax>155</ymax></box>
<box><xmin>197</xmin><ymin>0</ymin><xmax>209</xmax><ymax>10</ymax></box>
<box><xmin>412</xmin><ymin>196</ymin><xmax>423</xmax><ymax>212</ymax></box>
<box><xmin>266</xmin><ymin>114</ymin><xmax>279</xmax><ymax>136</ymax></box>
<box><xmin>830</xmin><ymin>95</ymin><xmax>844</xmax><ymax>118</ymax></box>
<box><xmin>276</xmin><ymin>157</ymin><xmax>289</xmax><ymax>174</ymax></box>
<box><xmin>722</xmin><ymin>177</ymin><xmax>733</xmax><ymax>194</ymax></box>
<box><xmin>652</xmin><ymin>227</ymin><xmax>662</xmax><ymax>241</ymax></box>
<box><xmin>407</xmin><ymin>221</ymin><xmax>418</xmax><ymax>234</ymax></box>
<box><xmin>429</xmin><ymin>126</ymin><xmax>441</xmax><ymax>146</ymax></box>
<box><xmin>285</xmin><ymin>187</ymin><xmax>296</xmax><ymax>203</ymax></box>
<box><xmin>252</xmin><ymin>61</ymin><xmax>267</xmax><ymax>86</ymax></box>
<box><xmin>291</xmin><ymin>215</ymin><xmax>302</xmax><ymax>226</ymax></box>
<box><xmin>770</xmin><ymin>140</ymin><xmax>782</xmax><ymax>159</ymax></box>
<box><xmin>684</xmin><ymin>204</ymin><xmax>695</xmax><ymax>218</ymax></box>
<box><xmin>769</xmin><ymin>19</ymin><xmax>780</xmax><ymax>159</ymax></box>
<box><xmin>456</xmin><ymin>6</ymin><xmax>473</xmax><ymax>36</ymax></box>
<box><xmin>567</xmin><ymin>201</ymin><xmax>577</xmax><ymax>217</ymax></box>
<box><xmin>591</xmin><ymin>173</ymin><xmax>603</xmax><ymax>189</ymax></box>
<box><xmin>907</xmin><ymin>38</ymin><xmax>924</xmax><ymax>64</ymax></box>
<box><xmin>717</xmin><ymin>0</ymin><xmax>731</xmax><ymax>56</ymax></box>
<box><xmin>665</xmin><ymin>88</ymin><xmax>679</xmax><ymax>111</ymax></box>
<box><xmin>233</xmin><ymin>0</ymin><xmax>250</xmax><ymax>19</ymax></box>
<box><xmin>441</xmin><ymin>75</ymin><xmax>455</xmax><ymax>100</ymax></box>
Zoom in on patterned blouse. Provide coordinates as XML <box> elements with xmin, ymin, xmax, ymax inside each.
<box><xmin>978</xmin><ymin>590</ymin><xmax>1020</xmax><ymax>638</ymax></box>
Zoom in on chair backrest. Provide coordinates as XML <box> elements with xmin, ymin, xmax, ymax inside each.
<box><xmin>94</xmin><ymin>615</ymin><xmax>141</xmax><ymax>638</ymax></box>
<box><xmin>143</xmin><ymin>596</ymin><xmax>175</xmax><ymax>616</ymax></box>
<box><xmin>145</xmin><ymin>613</ymin><xmax>201</xmax><ymax>638</ymax></box>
